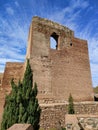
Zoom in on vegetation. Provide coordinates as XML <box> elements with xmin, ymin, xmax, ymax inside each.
<box><xmin>1</xmin><ymin>59</ymin><xmax>41</xmax><ymax>130</ymax></box>
<box><xmin>61</xmin><ymin>128</ymin><xmax>66</xmax><ymax>130</ymax></box>
<box><xmin>94</xmin><ymin>86</ymin><xmax>98</xmax><ymax>93</ymax></box>
<box><xmin>68</xmin><ymin>93</ymin><xmax>75</xmax><ymax>114</ymax></box>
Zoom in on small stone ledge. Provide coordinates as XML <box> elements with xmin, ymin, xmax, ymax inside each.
<box><xmin>7</xmin><ymin>124</ymin><xmax>33</xmax><ymax>130</ymax></box>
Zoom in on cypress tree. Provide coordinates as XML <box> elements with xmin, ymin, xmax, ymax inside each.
<box><xmin>68</xmin><ymin>93</ymin><xmax>75</xmax><ymax>114</ymax></box>
<box><xmin>1</xmin><ymin>59</ymin><xmax>41</xmax><ymax>130</ymax></box>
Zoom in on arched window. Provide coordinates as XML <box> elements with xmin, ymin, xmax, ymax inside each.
<box><xmin>50</xmin><ymin>32</ymin><xmax>59</xmax><ymax>50</ymax></box>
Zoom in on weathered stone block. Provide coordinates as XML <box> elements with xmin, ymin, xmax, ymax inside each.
<box><xmin>7</xmin><ymin>124</ymin><xmax>33</xmax><ymax>130</ymax></box>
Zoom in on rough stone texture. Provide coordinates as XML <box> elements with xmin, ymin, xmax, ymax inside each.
<box><xmin>40</xmin><ymin>102</ymin><xmax>98</xmax><ymax>129</ymax></box>
<box><xmin>0</xmin><ymin>90</ymin><xmax>5</xmax><ymax>124</ymax></box>
<box><xmin>40</xmin><ymin>103</ymin><xmax>66</xmax><ymax>129</ymax></box>
<box><xmin>0</xmin><ymin>16</ymin><xmax>96</xmax><ymax>130</ymax></box>
<box><xmin>65</xmin><ymin>114</ymin><xmax>80</xmax><ymax>130</ymax></box>
<box><xmin>0</xmin><ymin>62</ymin><xmax>24</xmax><ymax>124</ymax></box>
<box><xmin>78</xmin><ymin>117</ymin><xmax>98</xmax><ymax>130</ymax></box>
<box><xmin>7</xmin><ymin>124</ymin><xmax>33</xmax><ymax>130</ymax></box>
<box><xmin>64</xmin><ymin>114</ymin><xmax>98</xmax><ymax>130</ymax></box>
<box><xmin>77</xmin><ymin>115</ymin><xmax>98</xmax><ymax>130</ymax></box>
<box><xmin>0</xmin><ymin>16</ymin><xmax>94</xmax><ymax>102</ymax></box>
<box><xmin>0</xmin><ymin>73</ymin><xmax>3</xmax><ymax>88</ymax></box>
<box><xmin>26</xmin><ymin>16</ymin><xmax>94</xmax><ymax>102</ymax></box>
<box><xmin>2</xmin><ymin>62</ymin><xmax>24</xmax><ymax>92</ymax></box>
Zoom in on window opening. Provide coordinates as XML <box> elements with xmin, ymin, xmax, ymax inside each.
<box><xmin>50</xmin><ymin>32</ymin><xmax>59</xmax><ymax>50</ymax></box>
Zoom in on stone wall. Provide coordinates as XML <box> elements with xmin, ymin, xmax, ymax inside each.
<box><xmin>40</xmin><ymin>102</ymin><xmax>98</xmax><ymax>129</ymax></box>
<box><xmin>7</xmin><ymin>124</ymin><xmax>33</xmax><ymax>130</ymax></box>
<box><xmin>0</xmin><ymin>16</ymin><xmax>94</xmax><ymax>102</ymax></box>
<box><xmin>40</xmin><ymin>104</ymin><xmax>66</xmax><ymax>129</ymax></box>
<box><xmin>2</xmin><ymin>62</ymin><xmax>24</xmax><ymax>92</ymax></box>
<box><xmin>0</xmin><ymin>73</ymin><xmax>3</xmax><ymax>88</ymax></box>
<box><xmin>27</xmin><ymin>16</ymin><xmax>94</xmax><ymax>102</ymax></box>
<box><xmin>0</xmin><ymin>16</ymin><xmax>96</xmax><ymax>130</ymax></box>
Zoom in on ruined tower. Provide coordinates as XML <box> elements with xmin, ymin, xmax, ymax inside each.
<box><xmin>26</xmin><ymin>16</ymin><xmax>94</xmax><ymax>102</ymax></box>
<box><xmin>0</xmin><ymin>16</ymin><xmax>97</xmax><ymax>130</ymax></box>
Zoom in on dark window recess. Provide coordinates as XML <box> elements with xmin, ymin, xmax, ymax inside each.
<box><xmin>70</xmin><ymin>43</ymin><xmax>72</xmax><ymax>46</ymax></box>
<box><xmin>94</xmin><ymin>96</ymin><xmax>98</xmax><ymax>101</ymax></box>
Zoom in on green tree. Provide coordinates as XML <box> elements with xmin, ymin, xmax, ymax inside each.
<box><xmin>68</xmin><ymin>93</ymin><xmax>75</xmax><ymax>114</ymax></box>
<box><xmin>1</xmin><ymin>59</ymin><xmax>41</xmax><ymax>130</ymax></box>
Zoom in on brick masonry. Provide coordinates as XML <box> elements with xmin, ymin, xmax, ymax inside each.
<box><xmin>0</xmin><ymin>16</ymin><xmax>96</xmax><ymax>129</ymax></box>
<box><xmin>1</xmin><ymin>62</ymin><xmax>24</xmax><ymax>92</ymax></box>
<box><xmin>26</xmin><ymin>16</ymin><xmax>94</xmax><ymax>102</ymax></box>
<box><xmin>0</xmin><ymin>16</ymin><xmax>94</xmax><ymax>102</ymax></box>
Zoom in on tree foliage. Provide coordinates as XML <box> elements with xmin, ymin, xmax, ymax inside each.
<box><xmin>68</xmin><ymin>93</ymin><xmax>75</xmax><ymax>114</ymax></box>
<box><xmin>1</xmin><ymin>59</ymin><xmax>41</xmax><ymax>130</ymax></box>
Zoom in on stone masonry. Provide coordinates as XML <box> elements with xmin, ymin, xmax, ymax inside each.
<box><xmin>7</xmin><ymin>124</ymin><xmax>33</xmax><ymax>130</ymax></box>
<box><xmin>1</xmin><ymin>62</ymin><xmax>24</xmax><ymax>92</ymax></box>
<box><xmin>0</xmin><ymin>16</ymin><xmax>96</xmax><ymax>129</ymax></box>
<box><xmin>0</xmin><ymin>16</ymin><xmax>94</xmax><ymax>102</ymax></box>
<box><xmin>26</xmin><ymin>16</ymin><xmax>94</xmax><ymax>102</ymax></box>
<box><xmin>0</xmin><ymin>73</ymin><xmax>3</xmax><ymax>88</ymax></box>
<box><xmin>2</xmin><ymin>17</ymin><xmax>94</xmax><ymax>103</ymax></box>
<box><xmin>40</xmin><ymin>102</ymin><xmax>98</xmax><ymax>129</ymax></box>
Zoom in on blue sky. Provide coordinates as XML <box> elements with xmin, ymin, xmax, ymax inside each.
<box><xmin>0</xmin><ymin>0</ymin><xmax>98</xmax><ymax>87</ymax></box>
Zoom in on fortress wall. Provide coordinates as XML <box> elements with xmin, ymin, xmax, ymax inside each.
<box><xmin>28</xmin><ymin>17</ymin><xmax>74</xmax><ymax>98</ymax></box>
<box><xmin>50</xmin><ymin>38</ymin><xmax>94</xmax><ymax>101</ymax></box>
<box><xmin>2</xmin><ymin>62</ymin><xmax>24</xmax><ymax>91</ymax></box>
<box><xmin>0</xmin><ymin>73</ymin><xmax>3</xmax><ymax>88</ymax></box>
<box><xmin>40</xmin><ymin>102</ymin><xmax>98</xmax><ymax>129</ymax></box>
<box><xmin>27</xmin><ymin>16</ymin><xmax>94</xmax><ymax>102</ymax></box>
<box><xmin>30</xmin><ymin>30</ymin><xmax>52</xmax><ymax>95</ymax></box>
<box><xmin>26</xmin><ymin>24</ymin><xmax>33</xmax><ymax>59</ymax></box>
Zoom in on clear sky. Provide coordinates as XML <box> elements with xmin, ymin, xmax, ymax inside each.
<box><xmin>0</xmin><ymin>0</ymin><xmax>98</xmax><ymax>87</ymax></box>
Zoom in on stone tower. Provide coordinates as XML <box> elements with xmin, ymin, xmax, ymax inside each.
<box><xmin>26</xmin><ymin>16</ymin><xmax>94</xmax><ymax>102</ymax></box>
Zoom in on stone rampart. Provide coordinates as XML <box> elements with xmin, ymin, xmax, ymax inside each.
<box><xmin>40</xmin><ymin>102</ymin><xmax>98</xmax><ymax>129</ymax></box>
<box><xmin>2</xmin><ymin>62</ymin><xmax>24</xmax><ymax>92</ymax></box>
<box><xmin>27</xmin><ymin>16</ymin><xmax>94</xmax><ymax>102</ymax></box>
